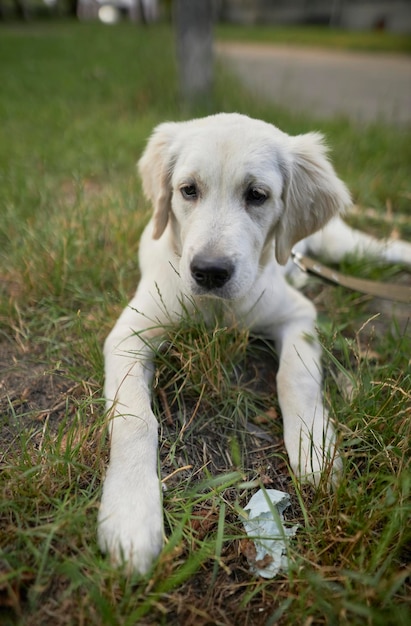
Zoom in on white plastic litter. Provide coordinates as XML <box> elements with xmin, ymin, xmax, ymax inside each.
<box><xmin>242</xmin><ymin>488</ymin><xmax>298</xmax><ymax>579</ymax></box>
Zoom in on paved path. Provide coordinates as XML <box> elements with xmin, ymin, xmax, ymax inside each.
<box><xmin>216</xmin><ymin>42</ymin><xmax>411</xmax><ymax>125</ymax></box>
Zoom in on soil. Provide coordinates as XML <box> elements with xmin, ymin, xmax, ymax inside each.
<box><xmin>0</xmin><ymin>341</ymin><xmax>82</xmax><ymax>451</ymax></box>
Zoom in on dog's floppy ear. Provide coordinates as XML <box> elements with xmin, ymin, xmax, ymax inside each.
<box><xmin>276</xmin><ymin>132</ymin><xmax>351</xmax><ymax>265</ymax></box>
<box><xmin>138</xmin><ymin>122</ymin><xmax>178</xmax><ymax>240</ymax></box>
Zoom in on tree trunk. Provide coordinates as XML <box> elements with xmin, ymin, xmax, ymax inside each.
<box><xmin>174</xmin><ymin>0</ymin><xmax>214</xmax><ymax>107</ymax></box>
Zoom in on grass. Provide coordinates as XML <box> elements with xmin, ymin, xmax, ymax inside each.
<box><xmin>0</xmin><ymin>19</ymin><xmax>410</xmax><ymax>626</ymax></box>
<box><xmin>216</xmin><ymin>23</ymin><xmax>411</xmax><ymax>55</ymax></box>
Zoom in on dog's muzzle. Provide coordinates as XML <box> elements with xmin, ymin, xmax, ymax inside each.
<box><xmin>190</xmin><ymin>256</ymin><xmax>234</xmax><ymax>291</ymax></box>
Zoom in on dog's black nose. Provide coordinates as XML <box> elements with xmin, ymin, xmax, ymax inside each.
<box><xmin>190</xmin><ymin>257</ymin><xmax>234</xmax><ymax>290</ymax></box>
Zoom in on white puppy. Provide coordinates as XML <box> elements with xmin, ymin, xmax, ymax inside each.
<box><xmin>98</xmin><ymin>113</ymin><xmax>411</xmax><ymax>574</ymax></box>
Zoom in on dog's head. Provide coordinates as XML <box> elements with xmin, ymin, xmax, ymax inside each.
<box><xmin>138</xmin><ymin>113</ymin><xmax>351</xmax><ymax>299</ymax></box>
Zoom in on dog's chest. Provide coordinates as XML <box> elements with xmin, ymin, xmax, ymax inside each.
<box><xmin>192</xmin><ymin>296</ymin><xmax>240</xmax><ymax>329</ymax></box>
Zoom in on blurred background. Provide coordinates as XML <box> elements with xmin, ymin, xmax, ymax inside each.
<box><xmin>1</xmin><ymin>0</ymin><xmax>411</xmax><ymax>32</ymax></box>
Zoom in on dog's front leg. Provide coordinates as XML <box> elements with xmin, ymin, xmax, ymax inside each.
<box><xmin>98</xmin><ymin>303</ymin><xmax>164</xmax><ymax>575</ymax></box>
<box><xmin>272</xmin><ymin>290</ymin><xmax>342</xmax><ymax>485</ymax></box>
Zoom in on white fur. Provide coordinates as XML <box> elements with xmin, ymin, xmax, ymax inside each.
<box><xmin>98</xmin><ymin>113</ymin><xmax>411</xmax><ymax>574</ymax></box>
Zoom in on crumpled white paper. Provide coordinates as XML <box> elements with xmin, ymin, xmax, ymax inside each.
<box><xmin>242</xmin><ymin>488</ymin><xmax>298</xmax><ymax>578</ymax></box>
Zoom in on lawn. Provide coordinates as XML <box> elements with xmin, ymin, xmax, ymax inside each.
<box><xmin>0</xmin><ymin>20</ymin><xmax>410</xmax><ymax>626</ymax></box>
<box><xmin>216</xmin><ymin>23</ymin><xmax>411</xmax><ymax>54</ymax></box>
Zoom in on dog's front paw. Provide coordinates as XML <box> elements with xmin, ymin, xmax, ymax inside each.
<box><xmin>97</xmin><ymin>465</ymin><xmax>164</xmax><ymax>575</ymax></box>
<box><xmin>286</xmin><ymin>419</ymin><xmax>342</xmax><ymax>487</ymax></box>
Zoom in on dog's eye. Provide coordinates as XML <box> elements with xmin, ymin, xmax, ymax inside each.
<box><xmin>181</xmin><ymin>184</ymin><xmax>198</xmax><ymax>200</ymax></box>
<box><xmin>246</xmin><ymin>187</ymin><xmax>267</xmax><ymax>205</ymax></box>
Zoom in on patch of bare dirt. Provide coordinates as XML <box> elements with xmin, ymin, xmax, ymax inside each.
<box><xmin>0</xmin><ymin>341</ymin><xmax>82</xmax><ymax>452</ymax></box>
<box><xmin>155</xmin><ymin>337</ymin><xmax>287</xmax><ymax>488</ymax></box>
